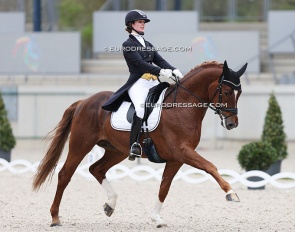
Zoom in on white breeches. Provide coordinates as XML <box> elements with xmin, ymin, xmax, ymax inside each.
<box><xmin>128</xmin><ymin>78</ymin><xmax>159</xmax><ymax>119</ymax></box>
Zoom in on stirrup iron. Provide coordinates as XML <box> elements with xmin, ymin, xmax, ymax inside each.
<box><xmin>129</xmin><ymin>142</ymin><xmax>142</xmax><ymax>160</ymax></box>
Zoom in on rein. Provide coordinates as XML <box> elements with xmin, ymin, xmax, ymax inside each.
<box><xmin>167</xmin><ymin>73</ymin><xmax>238</xmax><ymax>125</ymax></box>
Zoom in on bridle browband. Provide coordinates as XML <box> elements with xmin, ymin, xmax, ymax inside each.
<box><xmin>167</xmin><ymin>73</ymin><xmax>239</xmax><ymax>125</ymax></box>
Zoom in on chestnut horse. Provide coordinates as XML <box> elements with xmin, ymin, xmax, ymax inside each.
<box><xmin>33</xmin><ymin>60</ymin><xmax>247</xmax><ymax>228</ymax></box>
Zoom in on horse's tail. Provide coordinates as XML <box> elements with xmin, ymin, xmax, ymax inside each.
<box><xmin>32</xmin><ymin>100</ymin><xmax>81</xmax><ymax>192</ymax></box>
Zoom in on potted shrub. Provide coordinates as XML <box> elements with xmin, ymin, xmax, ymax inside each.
<box><xmin>0</xmin><ymin>91</ymin><xmax>16</xmax><ymax>162</ymax></box>
<box><xmin>261</xmin><ymin>92</ymin><xmax>288</xmax><ymax>175</ymax></box>
<box><xmin>238</xmin><ymin>141</ymin><xmax>277</xmax><ymax>190</ymax></box>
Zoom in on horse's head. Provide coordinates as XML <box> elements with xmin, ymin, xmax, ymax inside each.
<box><xmin>208</xmin><ymin>60</ymin><xmax>247</xmax><ymax>130</ymax></box>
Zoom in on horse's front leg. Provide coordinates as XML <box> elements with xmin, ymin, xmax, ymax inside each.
<box><xmin>151</xmin><ymin>161</ymin><xmax>182</xmax><ymax>227</ymax></box>
<box><xmin>180</xmin><ymin>145</ymin><xmax>240</xmax><ymax>202</ymax></box>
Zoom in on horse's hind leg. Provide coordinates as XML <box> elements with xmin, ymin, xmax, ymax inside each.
<box><xmin>89</xmin><ymin>148</ymin><xmax>127</xmax><ymax>217</ymax></box>
<box><xmin>50</xmin><ymin>143</ymin><xmax>94</xmax><ymax>226</ymax></box>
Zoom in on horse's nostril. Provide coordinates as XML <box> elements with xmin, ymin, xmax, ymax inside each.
<box><xmin>227</xmin><ymin>123</ymin><xmax>235</xmax><ymax>129</ymax></box>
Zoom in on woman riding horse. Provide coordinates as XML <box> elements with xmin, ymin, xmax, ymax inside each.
<box><xmin>102</xmin><ymin>9</ymin><xmax>183</xmax><ymax>160</ymax></box>
<box><xmin>33</xmin><ymin>60</ymin><xmax>247</xmax><ymax>228</ymax></box>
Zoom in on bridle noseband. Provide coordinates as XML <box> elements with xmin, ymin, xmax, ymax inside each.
<box><xmin>168</xmin><ymin>74</ymin><xmax>239</xmax><ymax>126</ymax></box>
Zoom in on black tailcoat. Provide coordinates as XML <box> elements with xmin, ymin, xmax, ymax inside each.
<box><xmin>102</xmin><ymin>34</ymin><xmax>175</xmax><ymax>112</ymax></box>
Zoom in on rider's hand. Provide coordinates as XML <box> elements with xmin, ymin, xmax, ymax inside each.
<box><xmin>172</xmin><ymin>69</ymin><xmax>183</xmax><ymax>79</ymax></box>
<box><xmin>159</xmin><ymin>69</ymin><xmax>173</xmax><ymax>79</ymax></box>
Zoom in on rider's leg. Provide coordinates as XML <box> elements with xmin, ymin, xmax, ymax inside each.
<box><xmin>128</xmin><ymin>78</ymin><xmax>159</xmax><ymax>160</ymax></box>
<box><xmin>129</xmin><ymin>113</ymin><xmax>142</xmax><ymax>159</ymax></box>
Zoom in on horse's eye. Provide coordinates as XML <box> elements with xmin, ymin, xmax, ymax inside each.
<box><xmin>224</xmin><ymin>90</ymin><xmax>233</xmax><ymax>96</ymax></box>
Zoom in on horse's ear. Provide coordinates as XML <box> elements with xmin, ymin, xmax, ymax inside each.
<box><xmin>223</xmin><ymin>60</ymin><xmax>230</xmax><ymax>77</ymax></box>
<box><xmin>236</xmin><ymin>63</ymin><xmax>248</xmax><ymax>78</ymax></box>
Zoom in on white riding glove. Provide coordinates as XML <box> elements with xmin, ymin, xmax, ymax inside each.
<box><xmin>172</xmin><ymin>69</ymin><xmax>184</xmax><ymax>79</ymax></box>
<box><xmin>159</xmin><ymin>69</ymin><xmax>173</xmax><ymax>79</ymax></box>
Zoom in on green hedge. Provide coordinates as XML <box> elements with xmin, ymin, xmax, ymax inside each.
<box><xmin>0</xmin><ymin>92</ymin><xmax>16</xmax><ymax>152</ymax></box>
<box><xmin>238</xmin><ymin>141</ymin><xmax>277</xmax><ymax>171</ymax></box>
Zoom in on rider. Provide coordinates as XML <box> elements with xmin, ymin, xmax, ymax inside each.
<box><xmin>102</xmin><ymin>9</ymin><xmax>183</xmax><ymax>160</ymax></box>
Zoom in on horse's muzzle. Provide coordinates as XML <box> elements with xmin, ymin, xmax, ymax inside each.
<box><xmin>225</xmin><ymin>118</ymin><xmax>238</xmax><ymax>130</ymax></box>
<box><xmin>221</xmin><ymin>118</ymin><xmax>239</xmax><ymax>130</ymax></box>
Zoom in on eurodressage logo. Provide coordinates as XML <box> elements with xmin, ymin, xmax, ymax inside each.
<box><xmin>190</xmin><ymin>36</ymin><xmax>218</xmax><ymax>63</ymax></box>
<box><xmin>12</xmin><ymin>36</ymin><xmax>40</xmax><ymax>72</ymax></box>
<box><xmin>142</xmin><ymin>102</ymin><xmax>228</xmax><ymax>108</ymax></box>
<box><xmin>105</xmin><ymin>46</ymin><xmax>192</xmax><ymax>52</ymax></box>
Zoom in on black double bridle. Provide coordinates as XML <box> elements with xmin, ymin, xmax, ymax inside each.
<box><xmin>167</xmin><ymin>74</ymin><xmax>240</xmax><ymax>126</ymax></box>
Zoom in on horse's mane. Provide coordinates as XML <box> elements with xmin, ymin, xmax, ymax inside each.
<box><xmin>167</xmin><ymin>61</ymin><xmax>223</xmax><ymax>94</ymax></box>
<box><xmin>183</xmin><ymin>61</ymin><xmax>223</xmax><ymax>79</ymax></box>
<box><xmin>194</xmin><ymin>60</ymin><xmax>223</xmax><ymax>70</ymax></box>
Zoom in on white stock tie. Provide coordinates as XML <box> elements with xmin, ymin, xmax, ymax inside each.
<box><xmin>132</xmin><ymin>33</ymin><xmax>146</xmax><ymax>47</ymax></box>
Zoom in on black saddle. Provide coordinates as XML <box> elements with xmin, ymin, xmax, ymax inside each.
<box><xmin>126</xmin><ymin>82</ymin><xmax>170</xmax><ymax>123</ymax></box>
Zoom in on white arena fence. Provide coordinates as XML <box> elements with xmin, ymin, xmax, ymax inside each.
<box><xmin>1</xmin><ymin>158</ymin><xmax>295</xmax><ymax>189</ymax></box>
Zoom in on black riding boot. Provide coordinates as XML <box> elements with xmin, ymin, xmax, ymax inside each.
<box><xmin>129</xmin><ymin>114</ymin><xmax>142</xmax><ymax>161</ymax></box>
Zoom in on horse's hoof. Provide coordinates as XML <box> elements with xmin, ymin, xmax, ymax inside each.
<box><xmin>103</xmin><ymin>203</ymin><xmax>114</xmax><ymax>217</ymax></box>
<box><xmin>50</xmin><ymin>223</ymin><xmax>62</xmax><ymax>227</ymax></box>
<box><xmin>157</xmin><ymin>224</ymin><xmax>168</xmax><ymax>228</ymax></box>
<box><xmin>128</xmin><ymin>156</ymin><xmax>136</xmax><ymax>161</ymax></box>
<box><xmin>226</xmin><ymin>193</ymin><xmax>240</xmax><ymax>202</ymax></box>
<box><xmin>50</xmin><ymin>217</ymin><xmax>61</xmax><ymax>227</ymax></box>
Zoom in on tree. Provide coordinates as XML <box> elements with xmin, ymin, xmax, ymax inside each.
<box><xmin>261</xmin><ymin>92</ymin><xmax>288</xmax><ymax>161</ymax></box>
<box><xmin>0</xmin><ymin>91</ymin><xmax>16</xmax><ymax>152</ymax></box>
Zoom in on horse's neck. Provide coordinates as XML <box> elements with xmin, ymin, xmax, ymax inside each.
<box><xmin>180</xmin><ymin>67</ymin><xmax>221</xmax><ymax>102</ymax></box>
<box><xmin>176</xmin><ymin>67</ymin><xmax>222</xmax><ymax>123</ymax></box>
<box><xmin>162</xmin><ymin>66</ymin><xmax>222</xmax><ymax>146</ymax></box>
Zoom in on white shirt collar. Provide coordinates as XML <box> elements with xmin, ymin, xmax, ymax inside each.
<box><xmin>131</xmin><ymin>33</ymin><xmax>146</xmax><ymax>47</ymax></box>
<box><xmin>131</xmin><ymin>32</ymin><xmax>143</xmax><ymax>37</ymax></box>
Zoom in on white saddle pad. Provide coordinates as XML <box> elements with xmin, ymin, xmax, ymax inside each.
<box><xmin>111</xmin><ymin>88</ymin><xmax>167</xmax><ymax>131</ymax></box>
